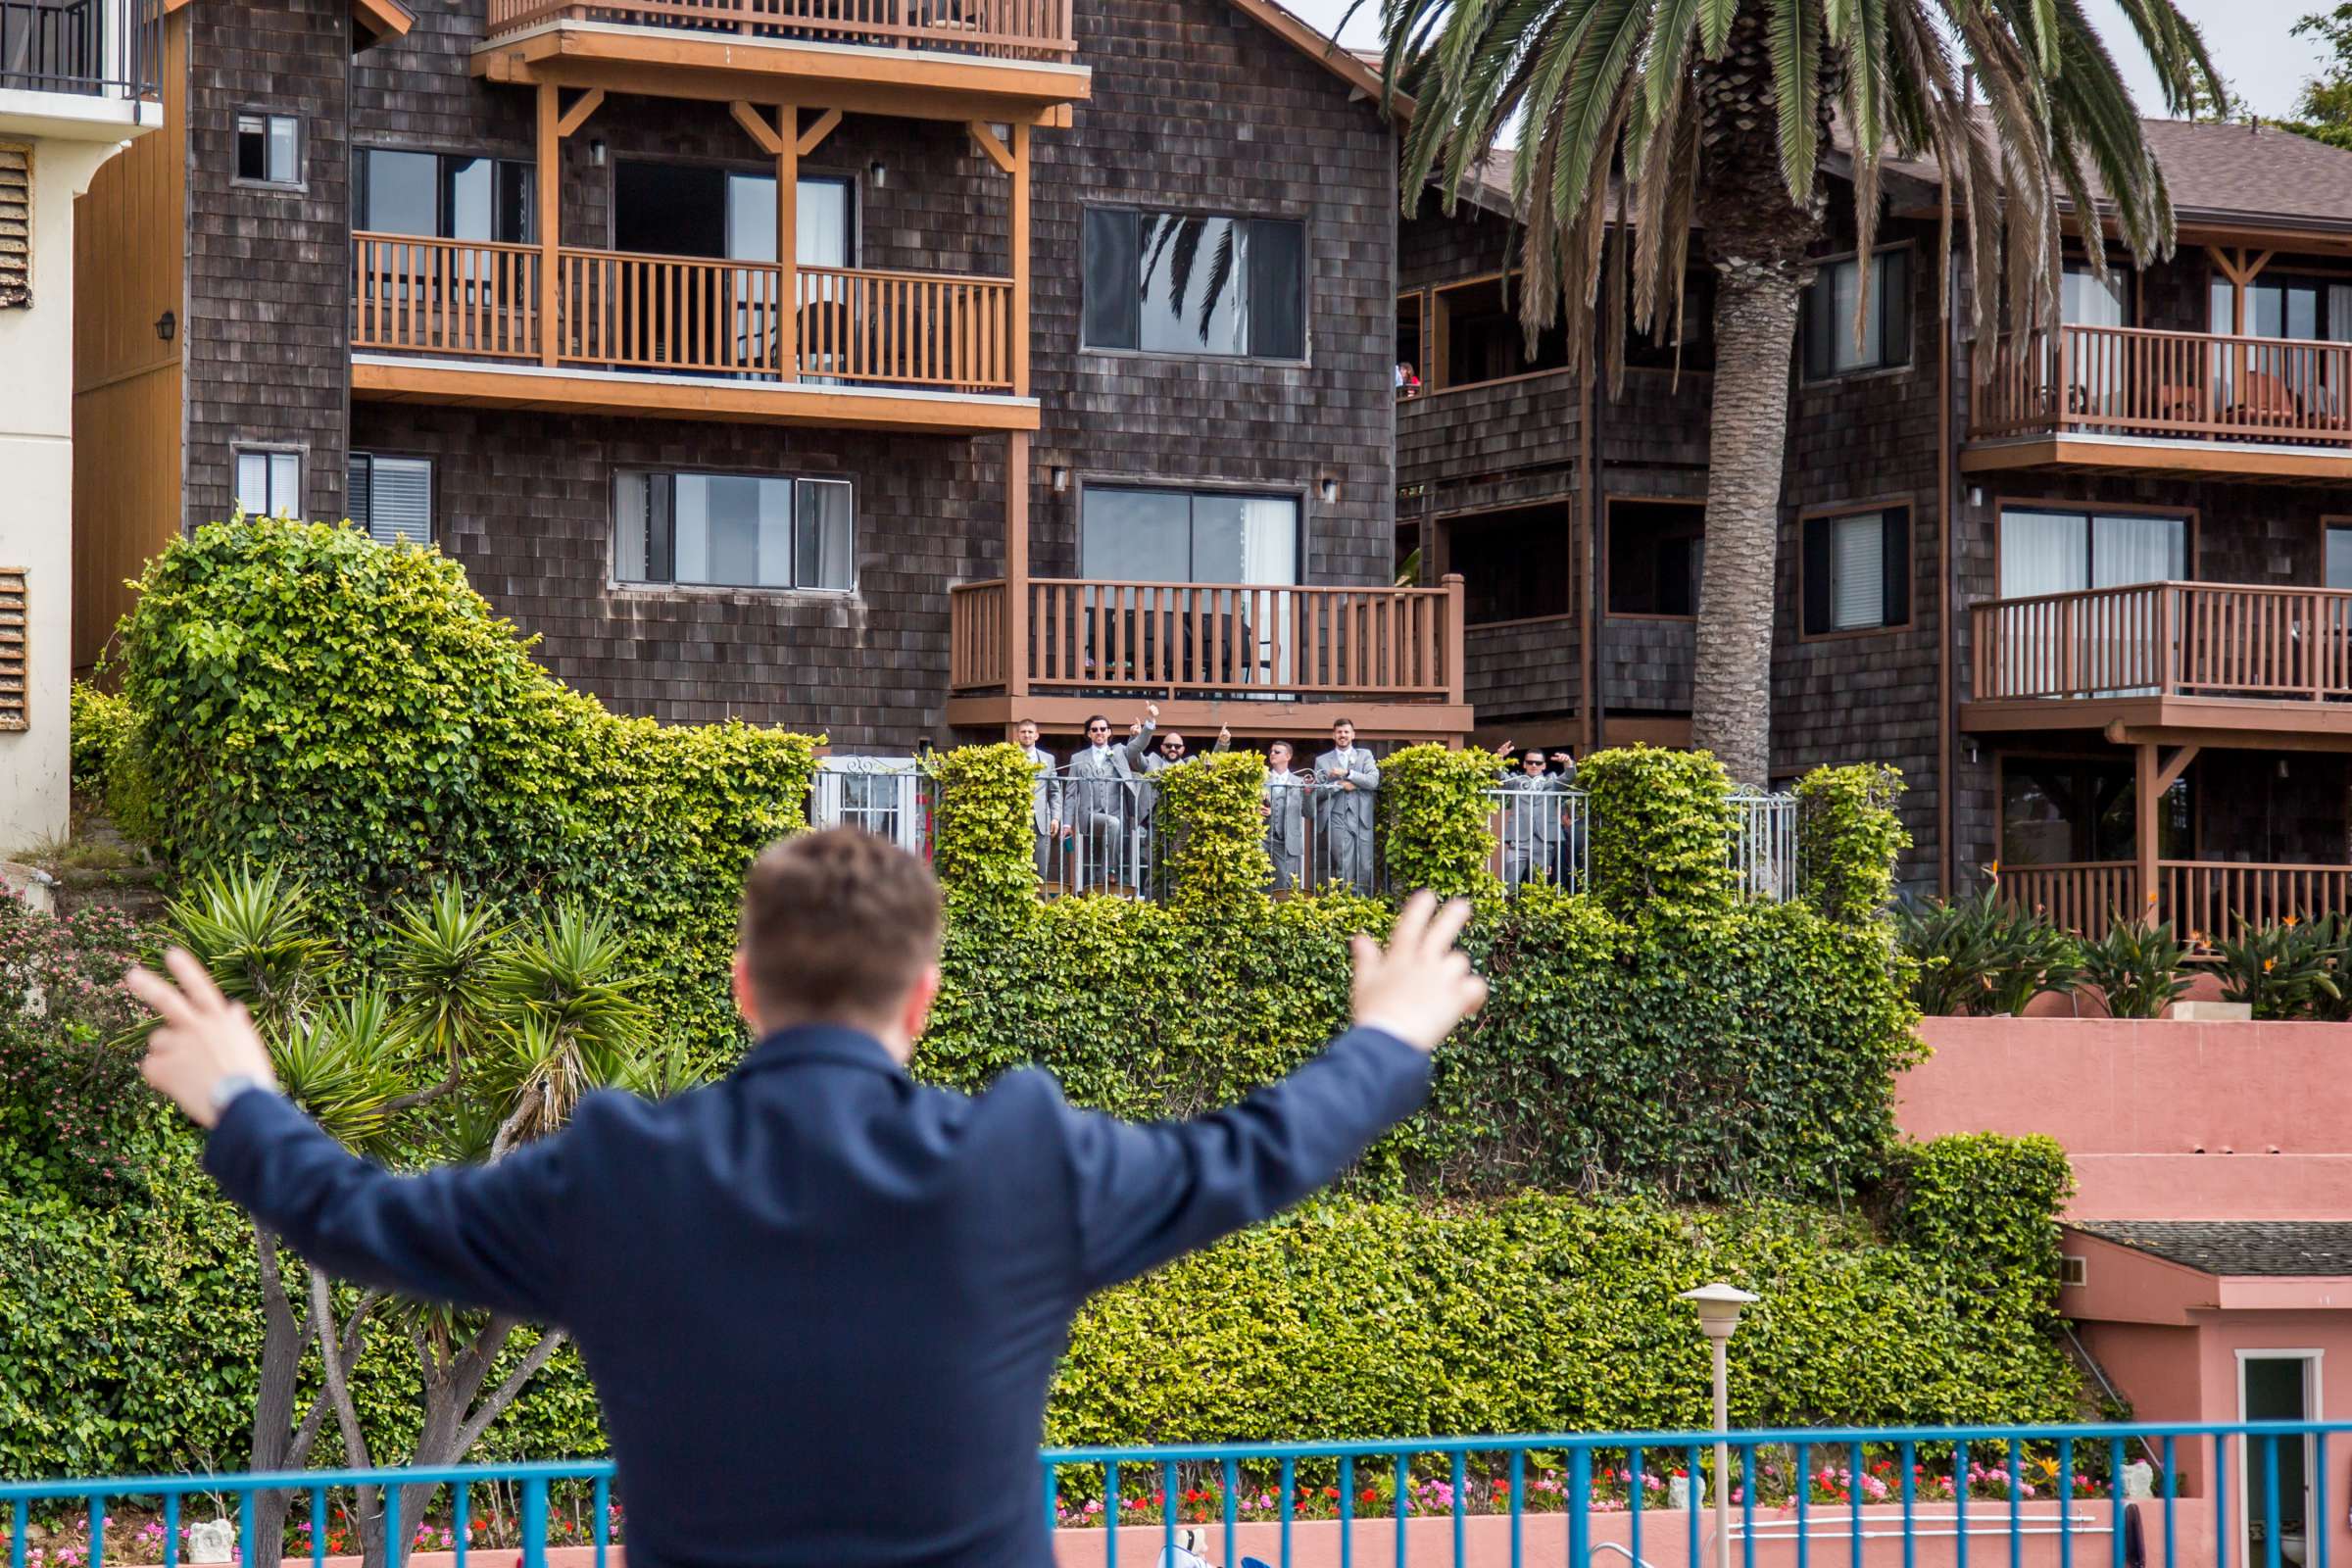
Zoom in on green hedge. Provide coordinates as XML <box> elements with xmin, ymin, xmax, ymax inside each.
<box><xmin>107</xmin><ymin>520</ymin><xmax>819</xmax><ymax>1071</ymax></box>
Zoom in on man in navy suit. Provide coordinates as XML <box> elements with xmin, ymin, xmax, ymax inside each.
<box><xmin>127</xmin><ymin>828</ymin><xmax>1488</xmax><ymax>1568</ymax></box>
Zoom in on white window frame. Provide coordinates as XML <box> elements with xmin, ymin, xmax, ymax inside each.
<box><xmin>234</xmin><ymin>111</ymin><xmax>303</xmax><ymax>188</ymax></box>
<box><xmin>233</xmin><ymin>448</ymin><xmax>302</xmax><ymax>519</ymax></box>
<box><xmin>611</xmin><ymin>468</ymin><xmax>856</xmax><ymax>594</ymax></box>
<box><xmin>2235</xmin><ymin>1348</ymin><xmax>2325</xmax><ymax>1568</ymax></box>
<box><xmin>349</xmin><ymin>452</ymin><xmax>434</xmax><ymax>546</ymax></box>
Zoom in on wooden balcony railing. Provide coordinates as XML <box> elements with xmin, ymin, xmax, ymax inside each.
<box><xmin>484</xmin><ymin>0</ymin><xmax>1077</xmax><ymax>60</ymax></box>
<box><xmin>950</xmin><ymin>577</ymin><xmax>1467</xmax><ymax>703</ymax></box>
<box><xmin>1999</xmin><ymin>860</ymin><xmax>2352</xmax><ymax>945</ymax></box>
<box><xmin>353</xmin><ymin>235</ymin><xmax>1017</xmax><ymax>394</ymax></box>
<box><xmin>1971</xmin><ymin>581</ymin><xmax>2352</xmax><ymax>703</ymax></box>
<box><xmin>1974</xmin><ymin>323</ymin><xmax>2352</xmax><ymax>446</ymax></box>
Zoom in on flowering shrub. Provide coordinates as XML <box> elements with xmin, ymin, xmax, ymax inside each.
<box><xmin>0</xmin><ymin>891</ymin><xmax>153</xmax><ymax>1197</ymax></box>
<box><xmin>0</xmin><ymin>1496</ymin><xmax>626</xmax><ymax>1566</ymax></box>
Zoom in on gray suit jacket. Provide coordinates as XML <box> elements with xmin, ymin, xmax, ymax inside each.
<box><xmin>1497</xmin><ymin>771</ymin><xmax>1572</xmax><ymax>848</ymax></box>
<box><xmin>1064</xmin><ymin>723</ymin><xmax>1153</xmax><ymax>819</ymax></box>
<box><xmin>1020</xmin><ymin>745</ymin><xmax>1060</xmax><ymax>832</ymax></box>
<box><xmin>1263</xmin><ymin>770</ymin><xmax>1307</xmax><ymax>859</ymax></box>
<box><xmin>1309</xmin><ymin>747</ymin><xmax>1379</xmax><ymax>833</ymax></box>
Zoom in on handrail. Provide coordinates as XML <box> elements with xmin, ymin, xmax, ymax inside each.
<box><xmin>483</xmin><ymin>0</ymin><xmax>1079</xmax><ymax>60</ymax></box>
<box><xmin>1973</xmin><ymin>321</ymin><xmax>2352</xmax><ymax>446</ymax></box>
<box><xmin>1971</xmin><ymin>580</ymin><xmax>2352</xmax><ymax>703</ymax></box>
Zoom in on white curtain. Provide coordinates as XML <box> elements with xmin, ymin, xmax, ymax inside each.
<box><xmin>1831</xmin><ymin>514</ymin><xmax>1885</xmax><ymax>630</ymax></box>
<box><xmin>1999</xmin><ymin>510</ymin><xmax>2087</xmax><ymax>599</ymax></box>
<box><xmin>796</xmin><ymin>478</ymin><xmax>854</xmax><ymax>591</ymax></box>
<box><xmin>364</xmin><ymin>457</ymin><xmax>433</xmax><ymax>546</ymax></box>
<box><xmin>1240</xmin><ymin>497</ymin><xmax>1298</xmax><ymax>686</ymax></box>
<box><xmin>2091</xmin><ymin>513</ymin><xmax>2184</xmax><ymax>588</ymax></box>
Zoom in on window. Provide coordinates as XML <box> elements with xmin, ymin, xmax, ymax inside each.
<box><xmin>1431</xmin><ymin>275</ymin><xmax>1570</xmax><ymax>388</ymax></box>
<box><xmin>1801</xmin><ymin>508</ymin><xmax>1910</xmax><ymax>635</ymax></box>
<box><xmin>1082</xmin><ymin>209</ymin><xmax>1306</xmax><ymax>360</ymax></box>
<box><xmin>0</xmin><ymin>143</ymin><xmax>26</xmax><ymax>309</ymax></box>
<box><xmin>1079</xmin><ymin>486</ymin><xmax>1298</xmax><ymax>584</ymax></box>
<box><xmin>612</xmin><ymin>161</ymin><xmax>851</xmax><ymax>265</ymax></box>
<box><xmin>234</xmin><ymin>449</ymin><xmax>300</xmax><ymax>518</ymax></box>
<box><xmin>1800</xmin><ymin>246</ymin><xmax>1910</xmax><ymax>379</ymax></box>
<box><xmin>1998</xmin><ymin>506</ymin><xmax>2185</xmax><ymax>598</ymax></box>
<box><xmin>2060</xmin><ymin>260</ymin><xmax>2129</xmax><ymax>328</ymax></box>
<box><xmin>2329</xmin><ymin>523</ymin><xmax>2352</xmax><ymax>591</ymax></box>
<box><xmin>235</xmin><ymin>112</ymin><xmax>301</xmax><ymax>186</ymax></box>
<box><xmin>612</xmin><ymin>471</ymin><xmax>853</xmax><ymax>591</ymax></box>
<box><xmin>2060</xmin><ymin>1254</ymin><xmax>2087</xmax><ymax>1287</ymax></box>
<box><xmin>1445</xmin><ymin>505</ymin><xmax>1571</xmax><ymax>624</ymax></box>
<box><xmin>1396</xmin><ymin>291</ymin><xmax>1425</xmax><ymax>394</ymax></box>
<box><xmin>2000</xmin><ymin>756</ymin><xmax>2189</xmax><ymax>864</ymax></box>
<box><xmin>356</xmin><ymin>149</ymin><xmax>533</xmax><ymax>243</ymax></box>
<box><xmin>348</xmin><ymin>454</ymin><xmax>432</xmax><ymax>546</ymax></box>
<box><xmin>1607</xmin><ymin>500</ymin><xmax>1704</xmax><ymax>616</ymax></box>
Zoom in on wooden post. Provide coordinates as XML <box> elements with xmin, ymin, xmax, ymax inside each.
<box><xmin>1441</xmin><ymin>572</ymin><xmax>1465</xmax><ymax>709</ymax></box>
<box><xmin>777</xmin><ymin>104</ymin><xmax>799</xmax><ymax>380</ymax></box>
<box><xmin>2135</xmin><ymin>740</ymin><xmax>2160</xmax><ymax>926</ymax></box>
<box><xmin>1010</xmin><ymin>120</ymin><xmax>1030</xmax><ymax>398</ymax></box>
<box><xmin>536</xmin><ymin>82</ymin><xmax>559</xmax><ymax>368</ymax></box>
<box><xmin>1006</xmin><ymin>430</ymin><xmax>1030</xmax><ymax>700</ymax></box>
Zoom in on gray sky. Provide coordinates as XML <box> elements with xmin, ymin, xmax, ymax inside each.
<box><xmin>1282</xmin><ymin>0</ymin><xmax>2328</xmax><ymax>120</ymax></box>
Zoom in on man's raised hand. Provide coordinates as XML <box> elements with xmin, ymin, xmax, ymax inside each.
<box><xmin>123</xmin><ymin>948</ymin><xmax>276</xmax><ymax>1129</ymax></box>
<box><xmin>1348</xmin><ymin>890</ymin><xmax>1487</xmax><ymax>1054</ymax></box>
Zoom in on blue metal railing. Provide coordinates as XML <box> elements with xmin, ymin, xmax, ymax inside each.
<box><xmin>0</xmin><ymin>1422</ymin><xmax>2330</xmax><ymax>1568</ymax></box>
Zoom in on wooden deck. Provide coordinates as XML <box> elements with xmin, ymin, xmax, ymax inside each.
<box><xmin>1999</xmin><ymin>860</ymin><xmax>2352</xmax><ymax>944</ymax></box>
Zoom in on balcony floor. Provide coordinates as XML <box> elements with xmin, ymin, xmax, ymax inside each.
<box><xmin>1960</xmin><ymin>691</ymin><xmax>2352</xmax><ymax>751</ymax></box>
<box><xmin>946</xmin><ymin>693</ymin><xmax>1475</xmax><ymax>742</ymax></box>
<box><xmin>0</xmin><ymin>87</ymin><xmax>161</xmax><ymax>141</ymax></box>
<box><xmin>351</xmin><ymin>354</ymin><xmax>1040</xmax><ymax>433</ymax></box>
<box><xmin>472</xmin><ymin>20</ymin><xmax>1089</xmax><ymax>120</ymax></box>
<box><xmin>1961</xmin><ymin>432</ymin><xmax>2352</xmax><ymax>483</ymax></box>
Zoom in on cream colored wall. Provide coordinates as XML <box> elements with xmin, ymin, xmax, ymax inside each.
<box><xmin>0</xmin><ymin>134</ymin><xmax>124</xmax><ymax>853</ymax></box>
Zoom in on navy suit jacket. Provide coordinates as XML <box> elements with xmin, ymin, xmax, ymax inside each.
<box><xmin>203</xmin><ymin>1022</ymin><xmax>1432</xmax><ymax>1568</ymax></box>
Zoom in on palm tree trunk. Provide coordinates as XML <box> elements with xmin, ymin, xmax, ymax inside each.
<box><xmin>1690</xmin><ymin>265</ymin><xmax>1802</xmax><ymax>785</ymax></box>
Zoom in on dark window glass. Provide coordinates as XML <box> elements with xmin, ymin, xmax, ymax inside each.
<box><xmin>1082</xmin><ymin>207</ymin><xmax>1305</xmax><ymax>360</ymax></box>
<box><xmin>1436</xmin><ymin>276</ymin><xmax>1571</xmax><ymax>388</ymax></box>
<box><xmin>1608</xmin><ymin>501</ymin><xmax>1704</xmax><ymax>616</ymax></box>
<box><xmin>1801</xmin><ymin>247</ymin><xmax>1910</xmax><ymax>379</ymax></box>
<box><xmin>1079</xmin><ymin>486</ymin><xmax>1298</xmax><ymax>584</ymax></box>
<box><xmin>2329</xmin><ymin>525</ymin><xmax>2352</xmax><ymax>592</ymax></box>
<box><xmin>1801</xmin><ymin>508</ymin><xmax>1910</xmax><ymax>635</ymax></box>
<box><xmin>358</xmin><ymin>149</ymin><xmax>531</xmax><ymax>242</ymax></box>
<box><xmin>1446</xmin><ymin>505</ymin><xmax>1572</xmax><ymax>624</ymax></box>
<box><xmin>1396</xmin><ymin>293</ymin><xmax>1425</xmax><ymax>392</ymax></box>
<box><xmin>612</xmin><ymin>470</ymin><xmax>851</xmax><ymax>591</ymax></box>
<box><xmin>236</xmin><ymin>112</ymin><xmax>298</xmax><ymax>184</ymax></box>
<box><xmin>2001</xmin><ymin>758</ymin><xmax>2189</xmax><ymax>864</ymax></box>
<box><xmin>361</xmin><ymin>149</ymin><xmax>436</xmax><ymax>235</ymax></box>
<box><xmin>347</xmin><ymin>453</ymin><xmax>432</xmax><ymax>546</ymax></box>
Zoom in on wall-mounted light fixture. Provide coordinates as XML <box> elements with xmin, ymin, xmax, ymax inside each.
<box><xmin>154</xmin><ymin>310</ymin><xmax>175</xmax><ymax>343</ymax></box>
<box><xmin>1968</xmin><ymin>486</ymin><xmax>1985</xmax><ymax>509</ymax></box>
<box><xmin>589</xmin><ymin>138</ymin><xmax>607</xmax><ymax>168</ymax></box>
<box><xmin>869</xmin><ymin>160</ymin><xmax>888</xmax><ymax>189</ymax></box>
<box><xmin>1318</xmin><ymin>475</ymin><xmax>1340</xmax><ymax>504</ymax></box>
<box><xmin>1051</xmin><ymin>466</ymin><xmax>1070</xmax><ymax>494</ymax></box>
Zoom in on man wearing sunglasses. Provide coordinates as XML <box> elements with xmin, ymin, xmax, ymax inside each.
<box><xmin>1062</xmin><ymin>704</ymin><xmax>1158</xmax><ymax>892</ymax></box>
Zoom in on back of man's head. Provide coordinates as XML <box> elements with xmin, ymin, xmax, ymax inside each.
<box><xmin>739</xmin><ymin>828</ymin><xmax>944</xmax><ymax>1035</ymax></box>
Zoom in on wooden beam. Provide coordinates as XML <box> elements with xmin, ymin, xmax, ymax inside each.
<box><xmin>1010</xmin><ymin>120</ymin><xmax>1029</xmax><ymax>399</ymax></box>
<box><xmin>1958</xmin><ymin>435</ymin><xmax>2352</xmax><ymax>483</ymax></box>
<box><xmin>2153</xmin><ymin>743</ymin><xmax>2201</xmax><ymax>797</ymax></box>
<box><xmin>555</xmin><ymin>87</ymin><xmax>606</xmax><ymax>138</ymax></box>
<box><xmin>536</xmin><ymin>82</ymin><xmax>559</xmax><ymax>368</ymax></box>
<box><xmin>2134</xmin><ymin>741</ymin><xmax>2160</xmax><ymax>923</ymax></box>
<box><xmin>968</xmin><ymin>120</ymin><xmax>1014</xmax><ymax>173</ymax></box>
<box><xmin>796</xmin><ymin>107</ymin><xmax>843</xmax><ymax>157</ymax></box>
<box><xmin>1006</xmin><ymin>431</ymin><xmax>1030</xmax><ymax>700</ymax></box>
<box><xmin>729</xmin><ymin>98</ymin><xmax>786</xmax><ymax>156</ymax></box>
<box><xmin>777</xmin><ymin>104</ymin><xmax>799</xmax><ymax>381</ymax></box>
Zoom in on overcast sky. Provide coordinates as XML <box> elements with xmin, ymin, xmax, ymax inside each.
<box><xmin>1282</xmin><ymin>0</ymin><xmax>2328</xmax><ymax>120</ymax></box>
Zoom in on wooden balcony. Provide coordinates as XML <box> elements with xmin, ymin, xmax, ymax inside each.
<box><xmin>473</xmin><ymin>0</ymin><xmax>1088</xmax><ymax>121</ymax></box>
<box><xmin>2000</xmin><ymin>860</ymin><xmax>2352</xmax><ymax>944</ymax></box>
<box><xmin>1965</xmin><ymin>581</ymin><xmax>2352</xmax><ymax>746</ymax></box>
<box><xmin>1965</xmin><ymin>324</ymin><xmax>2352</xmax><ymax>480</ymax></box>
<box><xmin>946</xmin><ymin>576</ymin><xmax>1475</xmax><ymax>740</ymax></box>
<box><xmin>348</xmin><ymin>233</ymin><xmax>1035</xmax><ymax>433</ymax></box>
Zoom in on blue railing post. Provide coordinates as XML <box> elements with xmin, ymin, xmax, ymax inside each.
<box><xmin>85</xmin><ymin>1495</ymin><xmax>102</xmax><ymax>1568</ymax></box>
<box><xmin>2317</xmin><ymin>1433</ymin><xmax>2331</xmax><ymax>1568</ymax></box>
<box><xmin>2109</xmin><ymin>1438</ymin><xmax>2127</xmax><ymax>1568</ymax></box>
<box><xmin>2059</xmin><ymin>1435</ymin><xmax>2076</xmax><ymax>1568</ymax></box>
<box><xmin>1277</xmin><ymin>1456</ymin><xmax>1292</xmax><ymax>1568</ymax></box>
<box><xmin>311</xmin><ymin>1485</ymin><xmax>327</xmax><ymax>1568</ymax></box>
<box><xmin>1222</xmin><ymin>1455</ymin><xmax>1238</xmax><ymax>1568</ymax></box>
<box><xmin>1107</xmin><ymin>1461</ymin><xmax>1122</xmax><ymax>1568</ymax></box>
<box><xmin>1449</xmin><ymin>1447</ymin><xmax>1465</xmax><ymax>1568</ymax></box>
<box><xmin>237</xmin><ymin>1488</ymin><xmax>256</xmax><ymax>1568</ymax></box>
<box><xmin>2263</xmin><ymin>1435</ymin><xmax>2282</xmax><ymax>1568</ymax></box>
<box><xmin>162</xmin><ymin>1492</ymin><xmax>178</xmax><ymax>1568</ymax></box>
<box><xmin>520</xmin><ymin>1474</ymin><xmax>547</xmax><ymax>1568</ymax></box>
<box><xmin>1340</xmin><ymin>1453</ymin><xmax>1354</xmax><ymax>1568</ymax></box>
<box><xmin>1508</xmin><ymin>1447</ymin><xmax>1524</xmax><ymax>1568</ymax></box>
<box><xmin>1570</xmin><ymin>1445</ymin><xmax>1592</xmax><ymax>1568</ymax></box>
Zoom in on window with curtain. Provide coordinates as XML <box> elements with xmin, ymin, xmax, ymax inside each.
<box><xmin>1801</xmin><ymin>508</ymin><xmax>1910</xmax><ymax>634</ymax></box>
<box><xmin>356</xmin><ymin>149</ymin><xmax>532</xmax><ymax>242</ymax></box>
<box><xmin>1079</xmin><ymin>486</ymin><xmax>1298</xmax><ymax>583</ymax></box>
<box><xmin>347</xmin><ymin>454</ymin><xmax>432</xmax><ymax>545</ymax></box>
<box><xmin>1998</xmin><ymin>507</ymin><xmax>2185</xmax><ymax>598</ymax></box>
<box><xmin>2209</xmin><ymin>273</ymin><xmax>2352</xmax><ymax>416</ymax></box>
<box><xmin>2059</xmin><ymin>262</ymin><xmax>2129</xmax><ymax>328</ymax></box>
<box><xmin>234</xmin><ymin>449</ymin><xmax>300</xmax><ymax>518</ymax></box>
<box><xmin>1800</xmin><ymin>247</ymin><xmax>1910</xmax><ymax>379</ymax></box>
<box><xmin>613</xmin><ymin>470</ymin><xmax>854</xmax><ymax>591</ymax></box>
<box><xmin>1081</xmin><ymin>209</ymin><xmax>1307</xmax><ymax>360</ymax></box>
<box><xmin>2329</xmin><ymin>524</ymin><xmax>2352</xmax><ymax>592</ymax></box>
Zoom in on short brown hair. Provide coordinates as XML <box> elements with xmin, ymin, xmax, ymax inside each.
<box><xmin>739</xmin><ymin>828</ymin><xmax>943</xmax><ymax>1023</ymax></box>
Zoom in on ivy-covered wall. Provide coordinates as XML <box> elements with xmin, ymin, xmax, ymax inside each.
<box><xmin>25</xmin><ymin>525</ymin><xmax>2080</xmax><ymax>1478</ymax></box>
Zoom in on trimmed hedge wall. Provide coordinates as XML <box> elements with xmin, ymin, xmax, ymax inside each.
<box><xmin>105</xmin><ymin>521</ymin><xmax>818</xmax><ymax>1071</ymax></box>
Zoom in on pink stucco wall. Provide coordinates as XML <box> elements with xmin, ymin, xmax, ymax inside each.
<box><xmin>1897</xmin><ymin>1018</ymin><xmax>2352</xmax><ymax>1220</ymax></box>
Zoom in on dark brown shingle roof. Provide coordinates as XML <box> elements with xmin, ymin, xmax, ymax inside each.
<box><xmin>2073</xmin><ymin>1220</ymin><xmax>2352</xmax><ymax>1277</ymax></box>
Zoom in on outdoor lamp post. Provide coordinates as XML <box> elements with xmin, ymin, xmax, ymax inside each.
<box><xmin>1680</xmin><ymin>1283</ymin><xmax>1759</xmax><ymax>1568</ymax></box>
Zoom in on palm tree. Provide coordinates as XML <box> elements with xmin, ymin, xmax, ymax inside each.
<box><xmin>1376</xmin><ymin>0</ymin><xmax>2216</xmax><ymax>783</ymax></box>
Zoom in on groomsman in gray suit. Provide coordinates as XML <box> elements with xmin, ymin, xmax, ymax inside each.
<box><xmin>1013</xmin><ymin>718</ymin><xmax>1060</xmax><ymax>880</ymax></box>
<box><xmin>1063</xmin><ymin>704</ymin><xmax>1156</xmax><ymax>892</ymax></box>
<box><xmin>1260</xmin><ymin>740</ymin><xmax>1307</xmax><ymax>893</ymax></box>
<box><xmin>1310</xmin><ymin>719</ymin><xmax>1380</xmax><ymax>894</ymax></box>
<box><xmin>1494</xmin><ymin>741</ymin><xmax>1574</xmax><ymax>888</ymax></box>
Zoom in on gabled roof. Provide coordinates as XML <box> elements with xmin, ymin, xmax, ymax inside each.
<box><xmin>2072</xmin><ymin>1220</ymin><xmax>2352</xmax><ymax>1277</ymax></box>
<box><xmin>1228</xmin><ymin>0</ymin><xmax>1413</xmax><ymax>119</ymax></box>
<box><xmin>162</xmin><ymin>0</ymin><xmax>414</xmax><ymax>50</ymax></box>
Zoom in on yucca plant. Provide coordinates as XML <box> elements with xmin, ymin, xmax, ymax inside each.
<box><xmin>2216</xmin><ymin>916</ymin><xmax>2343</xmax><ymax>1020</ymax></box>
<box><xmin>161</xmin><ymin>863</ymin><xmax>341</xmax><ymax>1033</ymax></box>
<box><xmin>1896</xmin><ymin>892</ymin><xmax>2081</xmax><ymax>1017</ymax></box>
<box><xmin>2076</xmin><ymin>918</ymin><xmax>2193</xmax><ymax>1020</ymax></box>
